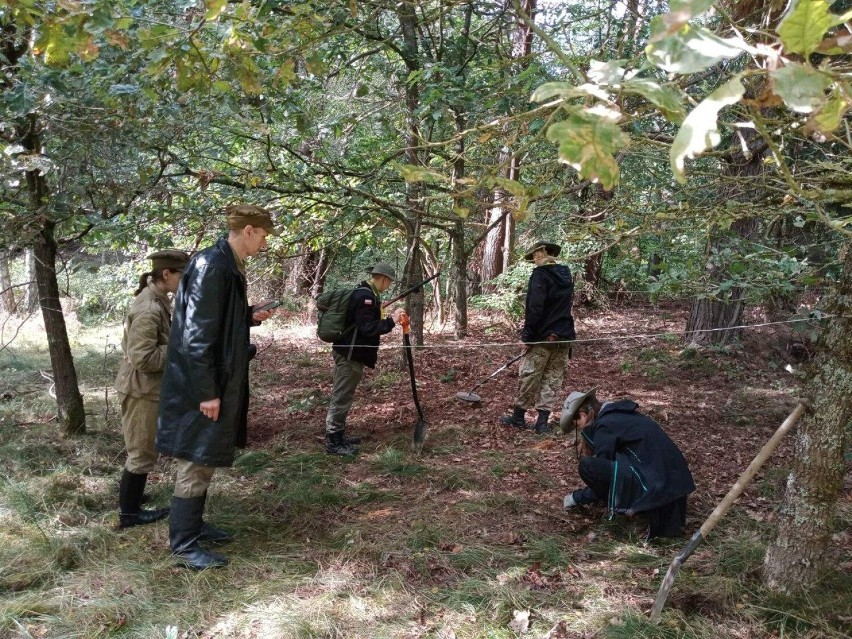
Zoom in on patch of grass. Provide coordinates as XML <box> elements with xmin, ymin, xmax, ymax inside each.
<box><xmin>363</xmin><ymin>370</ymin><xmax>401</xmax><ymax>391</ymax></box>
<box><xmin>373</xmin><ymin>447</ymin><xmax>425</xmax><ymax>477</ymax></box>
<box><xmin>526</xmin><ymin>535</ymin><xmax>568</xmax><ymax>568</ymax></box>
<box><xmin>233</xmin><ymin>450</ymin><xmax>274</xmax><ymax>474</ymax></box>
<box><xmin>439</xmin><ymin>369</ymin><xmax>458</xmax><ymax>383</ymax></box>
<box><xmin>437</xmin><ymin>467</ymin><xmax>478</xmax><ymax>491</ymax></box>
<box><xmin>284</xmin><ymin>389</ymin><xmax>329</xmax><ymax>414</ymax></box>
<box><xmin>715</xmin><ymin>534</ymin><xmax>766</xmax><ymax>578</ymax></box>
<box><xmin>407</xmin><ymin>521</ymin><xmax>444</xmax><ymax>551</ymax></box>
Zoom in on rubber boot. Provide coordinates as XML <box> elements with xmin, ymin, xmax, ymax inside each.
<box><xmin>500</xmin><ymin>406</ymin><xmax>529</xmax><ymax>429</ymax></box>
<box><xmin>342</xmin><ymin>433</ymin><xmax>362</xmax><ymax>445</ymax></box>
<box><xmin>118</xmin><ymin>469</ymin><xmax>169</xmax><ymax>528</ymax></box>
<box><xmin>534</xmin><ymin>410</ymin><xmax>551</xmax><ymax>434</ymax></box>
<box><xmin>326</xmin><ymin>431</ymin><xmax>358</xmax><ymax>456</ymax></box>
<box><xmin>169</xmin><ymin>496</ymin><xmax>229</xmax><ymax>569</ymax></box>
<box><xmin>198</xmin><ymin>491</ymin><xmax>231</xmax><ymax>544</ymax></box>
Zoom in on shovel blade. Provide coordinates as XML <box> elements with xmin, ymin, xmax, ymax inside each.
<box><xmin>411</xmin><ymin>419</ymin><xmax>427</xmax><ymax>453</ymax></box>
<box><xmin>455</xmin><ymin>391</ymin><xmax>482</xmax><ymax>403</ymax></box>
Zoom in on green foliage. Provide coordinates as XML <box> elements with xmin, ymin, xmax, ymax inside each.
<box><xmin>469</xmin><ymin>262</ymin><xmax>532</xmax><ymax>320</ymax></box>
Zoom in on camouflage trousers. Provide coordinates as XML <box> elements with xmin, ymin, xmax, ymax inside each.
<box><xmin>514</xmin><ymin>342</ymin><xmax>570</xmax><ymax>412</ymax></box>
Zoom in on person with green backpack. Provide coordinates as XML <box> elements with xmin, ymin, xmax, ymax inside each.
<box><xmin>322</xmin><ymin>262</ymin><xmax>405</xmax><ymax>456</ymax></box>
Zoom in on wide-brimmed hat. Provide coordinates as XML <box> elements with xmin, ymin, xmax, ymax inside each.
<box><xmin>147</xmin><ymin>249</ymin><xmax>190</xmax><ymax>272</ymax></box>
<box><xmin>558</xmin><ymin>387</ymin><xmax>597</xmax><ymax>433</ymax></box>
<box><xmin>367</xmin><ymin>262</ymin><xmax>397</xmax><ymax>281</ymax></box>
<box><xmin>523</xmin><ymin>240</ymin><xmax>561</xmax><ymax>261</ymax></box>
<box><xmin>225</xmin><ymin>204</ymin><xmax>280</xmax><ymax>236</ymax></box>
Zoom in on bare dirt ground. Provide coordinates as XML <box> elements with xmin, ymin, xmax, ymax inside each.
<box><xmin>246</xmin><ymin>300</ymin><xmax>849</xmax><ymax>576</ymax></box>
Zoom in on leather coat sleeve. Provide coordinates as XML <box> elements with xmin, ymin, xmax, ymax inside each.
<box><xmin>521</xmin><ymin>270</ymin><xmax>547</xmax><ymax>342</ymax></box>
<box><xmin>125</xmin><ymin>311</ymin><xmax>167</xmax><ymax>373</ymax></box>
<box><xmin>181</xmin><ymin>264</ymin><xmax>227</xmax><ymax>401</ymax></box>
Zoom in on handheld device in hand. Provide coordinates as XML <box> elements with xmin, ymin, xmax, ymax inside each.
<box><xmin>255</xmin><ymin>300</ymin><xmax>282</xmax><ymax>312</ymax></box>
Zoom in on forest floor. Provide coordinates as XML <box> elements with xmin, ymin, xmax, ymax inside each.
<box><xmin>0</xmin><ymin>301</ymin><xmax>850</xmax><ymax>639</ymax></box>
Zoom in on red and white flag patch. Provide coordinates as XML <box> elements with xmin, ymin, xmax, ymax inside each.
<box><xmin>364</xmin><ymin>299</ymin><xmax>373</xmax><ymax>305</ymax></box>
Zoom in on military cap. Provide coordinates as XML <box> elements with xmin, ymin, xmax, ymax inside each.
<box><xmin>366</xmin><ymin>262</ymin><xmax>397</xmax><ymax>281</ymax></box>
<box><xmin>523</xmin><ymin>240</ymin><xmax>561</xmax><ymax>261</ymax></box>
<box><xmin>225</xmin><ymin>204</ymin><xmax>280</xmax><ymax>236</ymax></box>
<box><xmin>147</xmin><ymin>249</ymin><xmax>190</xmax><ymax>272</ymax></box>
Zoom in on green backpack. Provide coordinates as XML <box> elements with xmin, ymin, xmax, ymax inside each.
<box><xmin>315</xmin><ymin>287</ymin><xmax>357</xmax><ymax>343</ymax></box>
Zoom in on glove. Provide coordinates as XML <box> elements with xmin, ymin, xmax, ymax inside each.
<box><xmin>563</xmin><ymin>492</ymin><xmax>578</xmax><ymax>510</ymax></box>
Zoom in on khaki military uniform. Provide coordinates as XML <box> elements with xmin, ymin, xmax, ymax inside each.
<box><xmin>115</xmin><ymin>282</ymin><xmax>172</xmax><ymax>474</ymax></box>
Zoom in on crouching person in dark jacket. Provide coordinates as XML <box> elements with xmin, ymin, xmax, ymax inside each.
<box><xmin>560</xmin><ymin>388</ymin><xmax>695</xmax><ymax>539</ymax></box>
<box><xmin>156</xmin><ymin>204</ymin><xmax>278</xmax><ymax>569</ymax></box>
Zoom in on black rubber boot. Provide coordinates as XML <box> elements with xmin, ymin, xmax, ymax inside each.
<box><xmin>118</xmin><ymin>469</ymin><xmax>169</xmax><ymax>529</ymax></box>
<box><xmin>534</xmin><ymin>410</ymin><xmax>551</xmax><ymax>434</ymax></box>
<box><xmin>326</xmin><ymin>431</ymin><xmax>358</xmax><ymax>456</ymax></box>
<box><xmin>500</xmin><ymin>406</ymin><xmax>529</xmax><ymax>429</ymax></box>
<box><xmin>169</xmin><ymin>496</ymin><xmax>229</xmax><ymax>570</ymax></box>
<box><xmin>198</xmin><ymin>492</ymin><xmax>231</xmax><ymax>544</ymax></box>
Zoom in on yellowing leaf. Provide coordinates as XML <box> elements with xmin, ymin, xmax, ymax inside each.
<box><xmin>778</xmin><ymin>0</ymin><xmax>834</xmax><ymax>56</ymax></box>
<box><xmin>275</xmin><ymin>59</ymin><xmax>297</xmax><ymax>87</ymax></box>
<box><xmin>623</xmin><ymin>78</ymin><xmax>687</xmax><ymax>123</ymax></box>
<box><xmin>400</xmin><ymin>165</ymin><xmax>447</xmax><ymax>184</ymax></box>
<box><xmin>205</xmin><ymin>0</ymin><xmax>228</xmax><ymax>21</ymax></box>
<box><xmin>546</xmin><ymin>109</ymin><xmax>629</xmax><ymax>190</ymax></box>
<box><xmin>805</xmin><ymin>93</ymin><xmax>850</xmax><ymax>135</ymax></box>
<box><xmin>670</xmin><ymin>76</ymin><xmax>745</xmax><ymax>184</ymax></box>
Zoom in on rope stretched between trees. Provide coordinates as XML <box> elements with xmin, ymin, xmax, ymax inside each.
<box><xmin>316</xmin><ymin>315</ymin><xmax>834</xmax><ymax>350</ymax></box>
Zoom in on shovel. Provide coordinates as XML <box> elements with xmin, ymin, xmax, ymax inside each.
<box><xmin>649</xmin><ymin>402</ymin><xmax>807</xmax><ymax>621</ymax></box>
<box><xmin>455</xmin><ymin>351</ymin><xmax>526</xmax><ymax>403</ymax></box>
<box><xmin>399</xmin><ymin>313</ymin><xmax>427</xmax><ymax>453</ymax></box>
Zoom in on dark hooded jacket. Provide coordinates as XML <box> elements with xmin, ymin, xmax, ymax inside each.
<box><xmin>331</xmin><ymin>281</ymin><xmax>396</xmax><ymax>368</ymax></box>
<box><xmin>521</xmin><ymin>262</ymin><xmax>576</xmax><ymax>343</ymax></box>
<box><xmin>581</xmin><ymin>400</ymin><xmax>695</xmax><ymax>517</ymax></box>
<box><xmin>156</xmin><ymin>237</ymin><xmax>256</xmax><ymax>467</ymax></box>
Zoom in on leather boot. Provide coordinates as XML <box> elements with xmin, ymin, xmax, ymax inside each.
<box><xmin>499</xmin><ymin>406</ymin><xmax>529</xmax><ymax>429</ymax></box>
<box><xmin>169</xmin><ymin>496</ymin><xmax>229</xmax><ymax>569</ymax></box>
<box><xmin>198</xmin><ymin>491</ymin><xmax>231</xmax><ymax>544</ymax></box>
<box><xmin>118</xmin><ymin>469</ymin><xmax>169</xmax><ymax>528</ymax></box>
<box><xmin>326</xmin><ymin>431</ymin><xmax>358</xmax><ymax>456</ymax></box>
<box><xmin>534</xmin><ymin>410</ymin><xmax>551</xmax><ymax>434</ymax></box>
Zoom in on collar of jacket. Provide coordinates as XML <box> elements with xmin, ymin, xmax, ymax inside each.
<box><xmin>147</xmin><ymin>280</ymin><xmax>172</xmax><ymax>312</ymax></box>
<box><xmin>536</xmin><ymin>257</ymin><xmax>559</xmax><ymax>267</ymax></box>
<box><xmin>216</xmin><ymin>237</ymin><xmax>244</xmax><ymax>277</ymax></box>
<box><xmin>364</xmin><ymin>279</ymin><xmax>381</xmax><ymax>302</ymax></box>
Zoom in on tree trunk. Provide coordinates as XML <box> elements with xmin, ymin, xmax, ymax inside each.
<box><xmin>479</xmin><ymin>0</ymin><xmax>536</xmax><ymax>287</ymax></box>
<box><xmin>33</xmin><ymin>220</ymin><xmax>86</xmax><ymax>435</ymax></box>
<box><xmin>762</xmin><ymin>243</ymin><xmax>852</xmax><ymax>592</ymax></box>
<box><xmin>396</xmin><ymin>1</ymin><xmax>426</xmax><ymax>346</ymax></box>
<box><xmin>23</xmin><ymin>248</ymin><xmax>38</xmax><ymax>313</ymax></box>
<box><xmin>21</xmin><ymin>114</ymin><xmax>85</xmax><ymax>435</ymax></box>
<box><xmin>685</xmin><ymin>126</ymin><xmax>766</xmax><ymax>346</ymax></box>
<box><xmin>451</xmin><ymin>219</ymin><xmax>468</xmax><ymax>339</ymax></box>
<box><xmin>0</xmin><ymin>254</ymin><xmax>17</xmax><ymax>314</ymax></box>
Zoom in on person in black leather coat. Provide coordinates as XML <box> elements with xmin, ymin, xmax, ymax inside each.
<box><xmin>560</xmin><ymin>388</ymin><xmax>696</xmax><ymax>539</ymax></box>
<box><xmin>156</xmin><ymin>204</ymin><xmax>278</xmax><ymax>569</ymax></box>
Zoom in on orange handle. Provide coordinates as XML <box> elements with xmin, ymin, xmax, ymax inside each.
<box><xmin>399</xmin><ymin>311</ymin><xmax>410</xmax><ymax>335</ymax></box>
